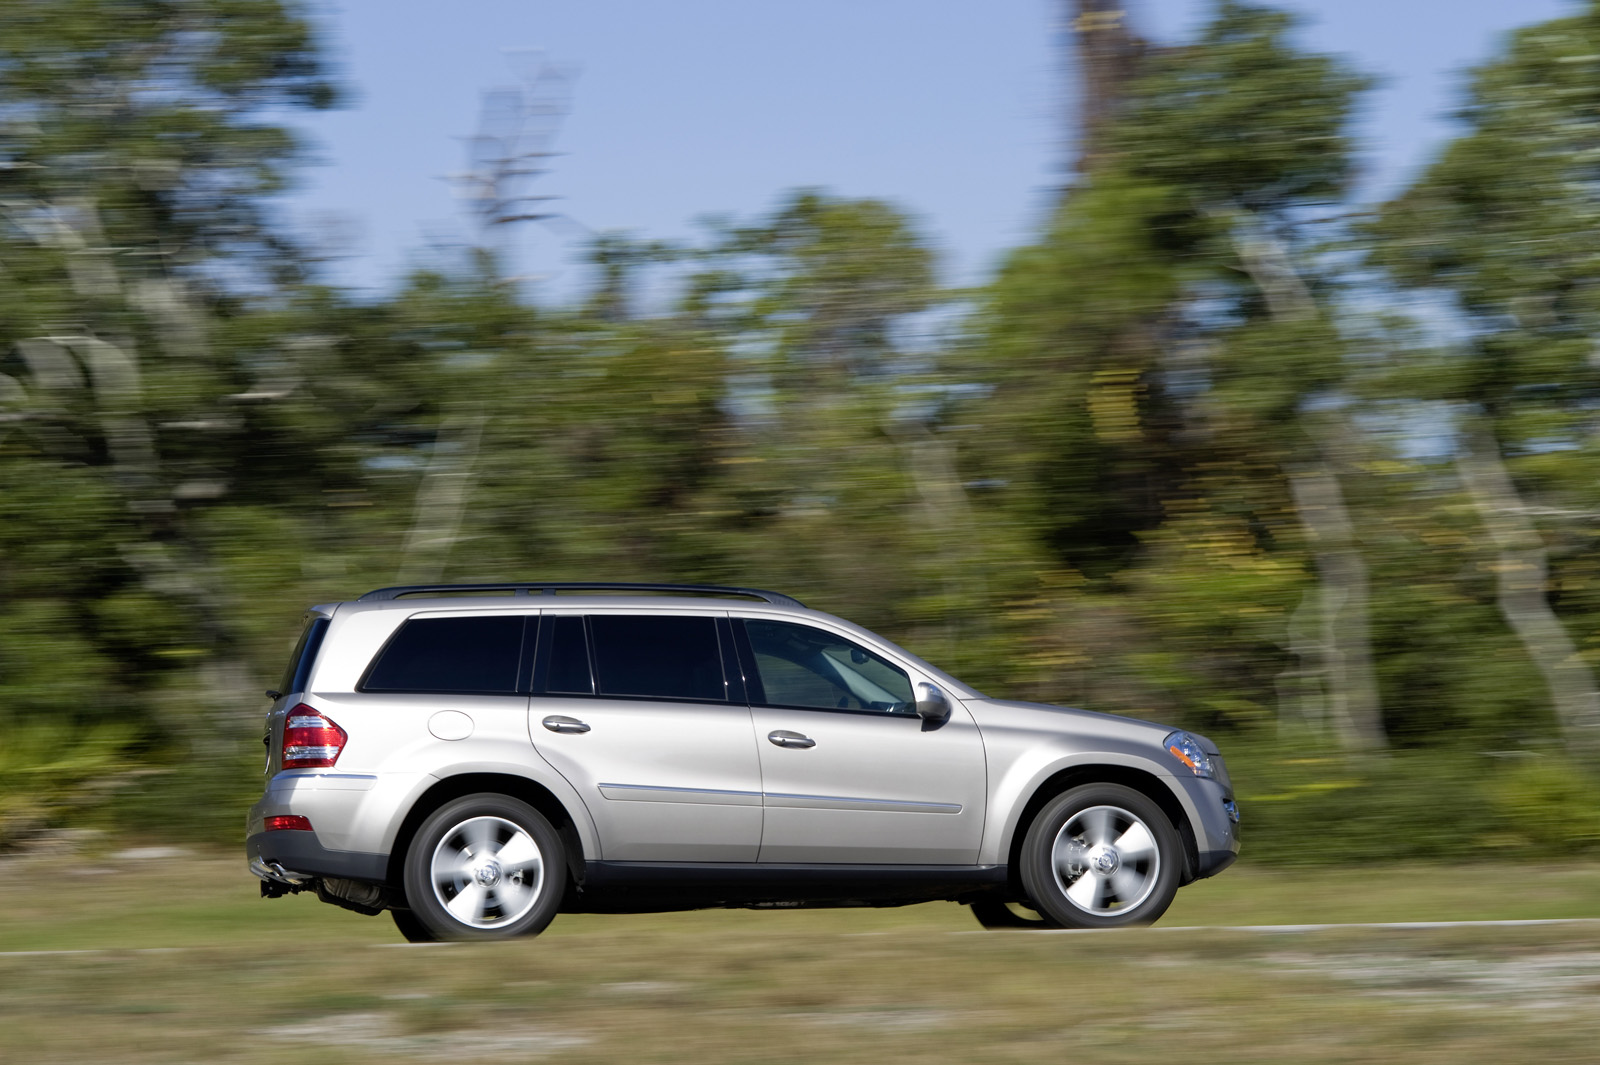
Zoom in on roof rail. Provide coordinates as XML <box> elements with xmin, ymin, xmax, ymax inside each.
<box><xmin>356</xmin><ymin>582</ymin><xmax>807</xmax><ymax>609</ymax></box>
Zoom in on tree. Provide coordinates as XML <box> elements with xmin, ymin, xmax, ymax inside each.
<box><xmin>681</xmin><ymin>191</ymin><xmax>944</xmax><ymax>621</ymax></box>
<box><xmin>0</xmin><ymin>0</ymin><xmax>344</xmax><ymax>834</ymax></box>
<box><xmin>961</xmin><ymin>1</ymin><xmax>1383</xmax><ymax>745</ymax></box>
<box><xmin>1115</xmin><ymin>0</ymin><xmax>1381</xmax><ymax>748</ymax></box>
<box><xmin>1368</xmin><ymin>2</ymin><xmax>1600</xmax><ymax>761</ymax></box>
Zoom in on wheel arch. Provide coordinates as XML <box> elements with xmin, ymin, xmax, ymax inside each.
<box><xmin>384</xmin><ymin>771</ymin><xmax>590</xmax><ymax>890</ymax></box>
<box><xmin>1003</xmin><ymin>765</ymin><xmax>1199</xmax><ymax>894</ymax></box>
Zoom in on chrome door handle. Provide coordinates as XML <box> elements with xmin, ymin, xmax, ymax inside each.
<box><xmin>767</xmin><ymin>730</ymin><xmax>815</xmax><ymax>749</ymax></box>
<box><xmin>542</xmin><ymin>715</ymin><xmax>591</xmax><ymax>734</ymax></box>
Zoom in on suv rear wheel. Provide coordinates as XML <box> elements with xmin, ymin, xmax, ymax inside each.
<box><xmin>401</xmin><ymin>794</ymin><xmax>564</xmax><ymax>941</ymax></box>
<box><xmin>1019</xmin><ymin>783</ymin><xmax>1181</xmax><ymax>928</ymax></box>
<box><xmin>389</xmin><ymin>906</ymin><xmax>438</xmax><ymax>943</ymax></box>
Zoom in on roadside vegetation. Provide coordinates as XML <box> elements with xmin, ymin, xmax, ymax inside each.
<box><xmin>6</xmin><ymin>0</ymin><xmax>1600</xmax><ymax>872</ymax></box>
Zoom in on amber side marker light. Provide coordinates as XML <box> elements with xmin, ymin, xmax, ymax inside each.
<box><xmin>1168</xmin><ymin>744</ymin><xmax>1200</xmax><ymax>770</ymax></box>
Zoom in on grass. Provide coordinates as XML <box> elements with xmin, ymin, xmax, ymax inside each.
<box><xmin>3</xmin><ymin>851</ymin><xmax>1600</xmax><ymax>1063</ymax></box>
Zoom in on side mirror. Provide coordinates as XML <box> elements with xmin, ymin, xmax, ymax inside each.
<box><xmin>914</xmin><ymin>682</ymin><xmax>952</xmax><ymax>725</ymax></box>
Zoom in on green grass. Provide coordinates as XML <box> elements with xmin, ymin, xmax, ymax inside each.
<box><xmin>3</xmin><ymin>853</ymin><xmax>1600</xmax><ymax>1063</ymax></box>
<box><xmin>4</xmin><ymin>851</ymin><xmax>1599</xmax><ymax>953</ymax></box>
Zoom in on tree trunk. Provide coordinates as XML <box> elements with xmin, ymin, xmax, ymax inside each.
<box><xmin>896</xmin><ymin>423</ymin><xmax>986</xmax><ymax>647</ymax></box>
<box><xmin>1066</xmin><ymin>0</ymin><xmax>1150</xmax><ymax>175</ymax></box>
<box><xmin>1456</xmin><ymin>431</ymin><xmax>1600</xmax><ymax>761</ymax></box>
<box><xmin>397</xmin><ymin>412</ymin><xmax>488</xmax><ymax>584</ymax></box>
<box><xmin>1228</xmin><ymin>212</ymin><xmax>1386</xmax><ymax>749</ymax></box>
<box><xmin>1275</xmin><ymin>590</ymin><xmax>1327</xmax><ymax>737</ymax></box>
<box><xmin>1287</xmin><ymin>464</ymin><xmax>1385</xmax><ymax>750</ymax></box>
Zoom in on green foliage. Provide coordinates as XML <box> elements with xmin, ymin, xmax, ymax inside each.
<box><xmin>1224</xmin><ymin>744</ymin><xmax>1503</xmax><ymax>865</ymax></box>
<box><xmin>963</xmin><ymin>174</ymin><xmax>1189</xmax><ymax>576</ymax></box>
<box><xmin>1366</xmin><ymin>5</ymin><xmax>1600</xmax><ymax>449</ymax></box>
<box><xmin>1112</xmin><ymin>0</ymin><xmax>1371</xmax><ymax>212</ymax></box>
<box><xmin>1117</xmin><ymin>501</ymin><xmax>1306</xmax><ymax>731</ymax></box>
<box><xmin>0</xmin><ymin>0</ymin><xmax>336</xmax><ymax>285</ymax></box>
<box><xmin>7</xmin><ymin>0</ymin><xmax>1600</xmax><ymax>869</ymax></box>
<box><xmin>687</xmin><ymin>189</ymin><xmax>937</xmax><ymax>376</ymax></box>
<box><xmin>1491</xmin><ymin>755</ymin><xmax>1600</xmax><ymax>853</ymax></box>
<box><xmin>0</xmin><ymin>720</ymin><xmax>134</xmax><ymax>846</ymax></box>
<box><xmin>1227</xmin><ymin>743</ymin><xmax>1600</xmax><ymax>865</ymax></box>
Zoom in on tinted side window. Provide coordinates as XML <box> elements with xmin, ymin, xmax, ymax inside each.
<box><xmin>363</xmin><ymin>615</ymin><xmax>526</xmax><ymax>694</ymax></box>
<box><xmin>743</xmin><ymin>619</ymin><xmax>913</xmax><ymax>713</ymax></box>
<box><xmin>589</xmin><ymin>615</ymin><xmax>725</xmax><ymax>702</ymax></box>
<box><xmin>546</xmin><ymin>616</ymin><xmax>594</xmax><ymax>694</ymax></box>
<box><xmin>279</xmin><ymin>616</ymin><xmax>330</xmax><ymax>696</ymax></box>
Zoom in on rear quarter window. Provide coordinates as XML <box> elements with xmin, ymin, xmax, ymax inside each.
<box><xmin>361</xmin><ymin>615</ymin><xmax>528</xmax><ymax>694</ymax></box>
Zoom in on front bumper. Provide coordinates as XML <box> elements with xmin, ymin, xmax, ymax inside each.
<box><xmin>1186</xmin><ymin>776</ymin><xmax>1240</xmax><ymax>879</ymax></box>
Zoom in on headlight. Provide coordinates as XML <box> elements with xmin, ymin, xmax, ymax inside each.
<box><xmin>1163</xmin><ymin>731</ymin><xmax>1215</xmax><ymax>779</ymax></box>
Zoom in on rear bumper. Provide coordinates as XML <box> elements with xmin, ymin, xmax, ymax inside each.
<box><xmin>246</xmin><ymin>830</ymin><xmax>387</xmax><ymax>884</ymax></box>
<box><xmin>246</xmin><ymin>769</ymin><xmax>404</xmax><ymax>885</ymax></box>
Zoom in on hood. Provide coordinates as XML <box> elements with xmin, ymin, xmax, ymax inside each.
<box><xmin>965</xmin><ymin>697</ymin><xmax>1195</xmax><ymax>745</ymax></box>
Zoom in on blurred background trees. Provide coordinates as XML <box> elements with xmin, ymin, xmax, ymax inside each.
<box><xmin>6</xmin><ymin>0</ymin><xmax>1600</xmax><ymax>860</ymax></box>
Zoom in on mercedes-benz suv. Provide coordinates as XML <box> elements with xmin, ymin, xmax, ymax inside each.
<box><xmin>247</xmin><ymin>582</ymin><xmax>1239</xmax><ymax>941</ymax></box>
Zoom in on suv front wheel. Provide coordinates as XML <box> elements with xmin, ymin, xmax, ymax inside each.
<box><xmin>401</xmin><ymin>794</ymin><xmax>564</xmax><ymax>941</ymax></box>
<box><xmin>1019</xmin><ymin>783</ymin><xmax>1181</xmax><ymax>928</ymax></box>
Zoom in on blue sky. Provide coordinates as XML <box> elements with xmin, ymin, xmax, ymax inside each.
<box><xmin>288</xmin><ymin>0</ymin><xmax>1575</xmax><ymax>300</ymax></box>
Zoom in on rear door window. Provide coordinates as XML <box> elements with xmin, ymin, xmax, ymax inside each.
<box><xmin>362</xmin><ymin>615</ymin><xmax>528</xmax><ymax>694</ymax></box>
<box><xmin>544</xmin><ymin>615</ymin><xmax>594</xmax><ymax>694</ymax></box>
<box><xmin>587</xmin><ymin>615</ymin><xmax>727</xmax><ymax>702</ymax></box>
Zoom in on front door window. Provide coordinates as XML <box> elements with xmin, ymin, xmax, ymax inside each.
<box><xmin>743</xmin><ymin>619</ymin><xmax>913</xmax><ymax>714</ymax></box>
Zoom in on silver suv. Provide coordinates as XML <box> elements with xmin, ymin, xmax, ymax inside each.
<box><xmin>247</xmin><ymin>583</ymin><xmax>1239</xmax><ymax>941</ymax></box>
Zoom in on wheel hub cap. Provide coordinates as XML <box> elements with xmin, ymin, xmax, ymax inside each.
<box><xmin>429</xmin><ymin>815</ymin><xmax>545</xmax><ymax>929</ymax></box>
<box><xmin>1050</xmin><ymin>804</ymin><xmax>1161</xmax><ymax>917</ymax></box>
<box><xmin>1089</xmin><ymin>847</ymin><xmax>1119</xmax><ymax>875</ymax></box>
<box><xmin>472</xmin><ymin>858</ymin><xmax>503</xmax><ymax>888</ymax></box>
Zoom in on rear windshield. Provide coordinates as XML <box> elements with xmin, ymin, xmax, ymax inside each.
<box><xmin>279</xmin><ymin>615</ymin><xmax>331</xmax><ymax>696</ymax></box>
<box><xmin>362</xmin><ymin>615</ymin><xmax>527</xmax><ymax>694</ymax></box>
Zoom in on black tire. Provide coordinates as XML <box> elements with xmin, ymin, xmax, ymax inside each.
<box><xmin>389</xmin><ymin>906</ymin><xmax>439</xmax><ymax>942</ymax></box>
<box><xmin>402</xmin><ymin>793</ymin><xmax>565</xmax><ymax>942</ymax></box>
<box><xmin>1019</xmin><ymin>783</ymin><xmax>1181</xmax><ymax>929</ymax></box>
<box><xmin>968</xmin><ymin>898</ymin><xmax>1059</xmax><ymax>930</ymax></box>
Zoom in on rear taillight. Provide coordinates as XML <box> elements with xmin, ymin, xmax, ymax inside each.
<box><xmin>281</xmin><ymin>704</ymin><xmax>347</xmax><ymax>769</ymax></box>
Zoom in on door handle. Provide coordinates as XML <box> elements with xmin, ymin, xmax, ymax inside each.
<box><xmin>767</xmin><ymin>730</ymin><xmax>815</xmax><ymax>749</ymax></box>
<box><xmin>542</xmin><ymin>715</ymin><xmax>591</xmax><ymax>734</ymax></box>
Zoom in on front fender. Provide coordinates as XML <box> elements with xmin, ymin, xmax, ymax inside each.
<box><xmin>978</xmin><ymin>745</ymin><xmax>1200</xmax><ymax>868</ymax></box>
